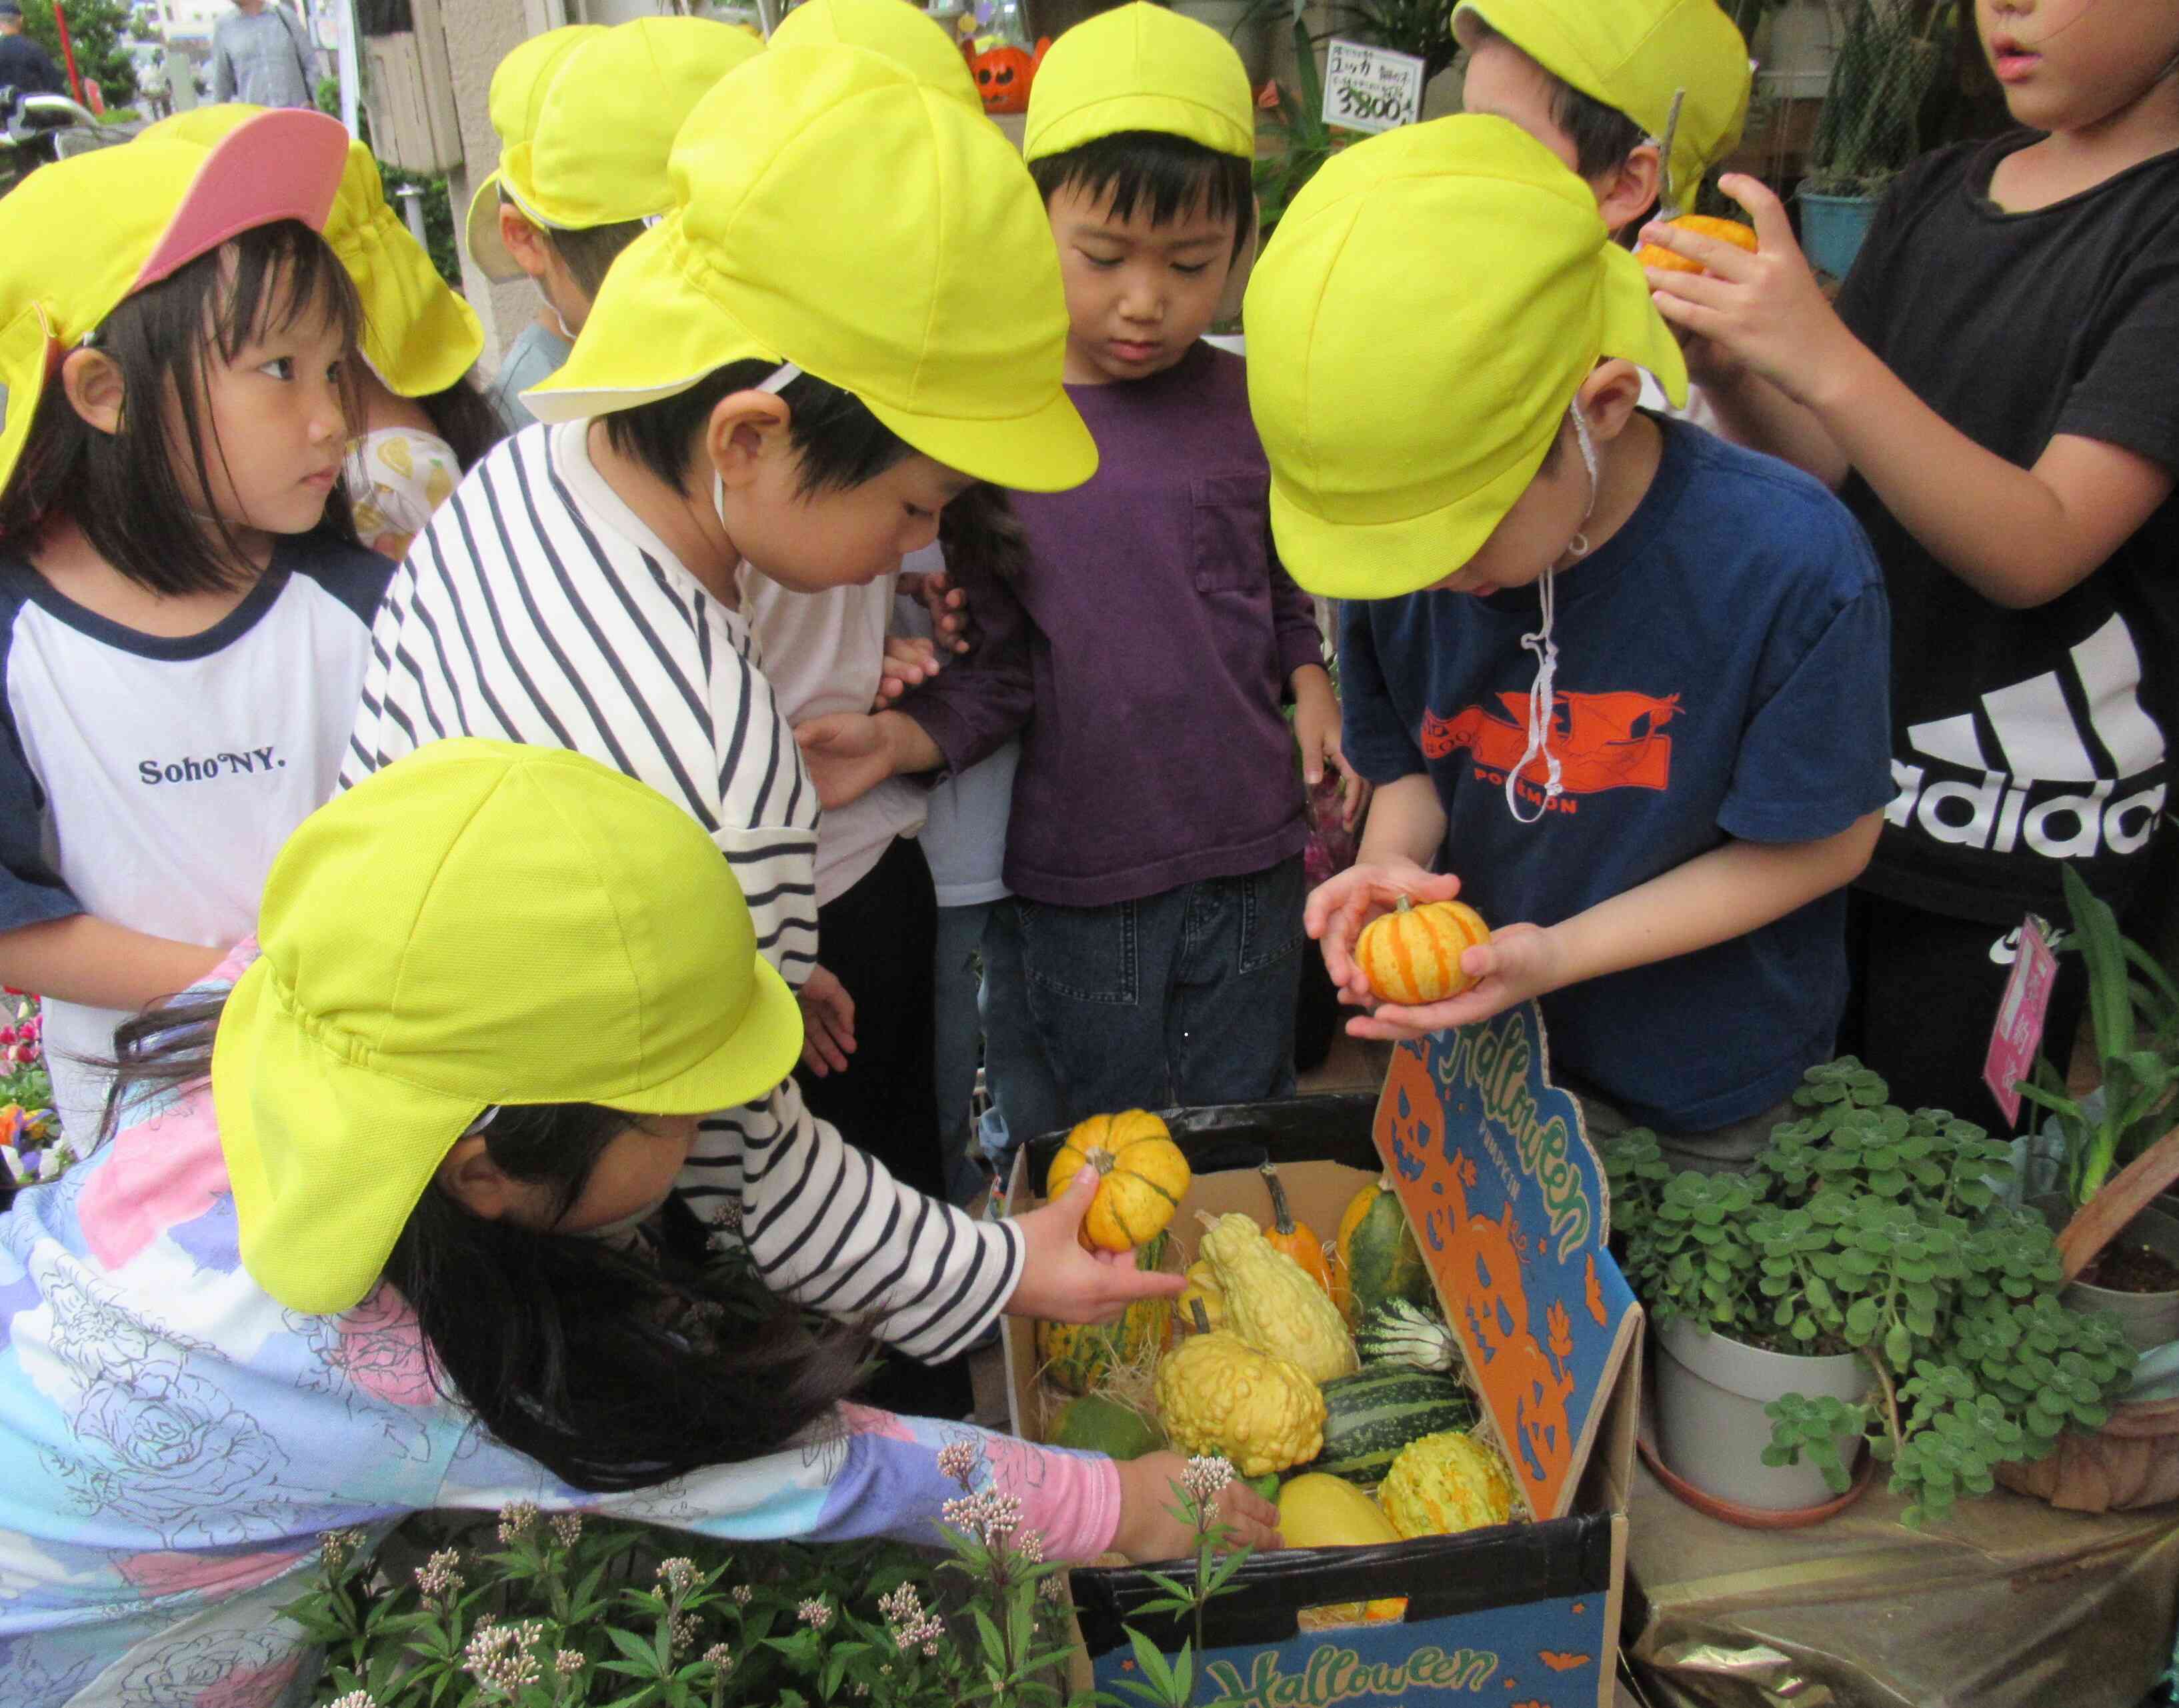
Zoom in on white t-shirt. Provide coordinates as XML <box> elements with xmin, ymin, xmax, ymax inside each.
<box><xmin>737</xmin><ymin>562</ymin><xmax>929</xmax><ymax>908</ymax></box>
<box><xmin>0</xmin><ymin>539</ymin><xmax>392</xmax><ymax>1134</ymax></box>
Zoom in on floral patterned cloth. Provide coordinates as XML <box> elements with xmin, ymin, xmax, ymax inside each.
<box><xmin>343</xmin><ymin>429</ymin><xmax>460</xmax><ymax>561</ymax></box>
<box><xmin>0</xmin><ymin>951</ymin><xmax>1120</xmax><ymax>1707</ymax></box>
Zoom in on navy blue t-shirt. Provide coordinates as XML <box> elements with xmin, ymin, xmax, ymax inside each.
<box><xmin>1342</xmin><ymin>418</ymin><xmax>1894</xmax><ymax>1132</ymax></box>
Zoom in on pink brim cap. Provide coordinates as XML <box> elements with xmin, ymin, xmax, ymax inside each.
<box><xmin>135</xmin><ymin>108</ymin><xmax>351</xmax><ymax>290</ymax></box>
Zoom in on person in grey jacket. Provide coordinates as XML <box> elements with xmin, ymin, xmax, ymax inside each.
<box><xmin>210</xmin><ymin>0</ymin><xmax>316</xmax><ymax>107</ymax></box>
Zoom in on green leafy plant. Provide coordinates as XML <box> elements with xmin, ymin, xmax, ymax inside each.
<box><xmin>1252</xmin><ymin>17</ymin><xmax>1342</xmax><ymax>244</ymax></box>
<box><xmin>2018</xmin><ymin>863</ymin><xmax>2179</xmax><ymax>1209</ymax></box>
<box><xmin>1604</xmin><ymin>1059</ymin><xmax>2134</xmax><ymax>1525</ymax></box>
<box><xmin>1804</xmin><ymin>0</ymin><xmax>1953</xmax><ymax>197</ymax></box>
<box><xmin>1102</xmin><ymin>1456</ymin><xmax>1255</xmax><ymax>1708</ymax></box>
<box><xmin>20</xmin><ymin>0</ymin><xmax>137</xmax><ymax>109</ymax></box>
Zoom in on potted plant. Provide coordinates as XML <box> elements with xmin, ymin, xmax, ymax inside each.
<box><xmin>1799</xmin><ymin>0</ymin><xmax>1951</xmax><ymax>278</ymax></box>
<box><xmin>2018</xmin><ymin>865</ymin><xmax>2179</xmax><ymax>1353</ymax></box>
<box><xmin>1607</xmin><ymin>1059</ymin><xmax>2136</xmax><ymax>1527</ymax></box>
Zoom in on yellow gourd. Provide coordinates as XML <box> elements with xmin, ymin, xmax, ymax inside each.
<box><xmin>1178</xmin><ymin>1259</ymin><xmax>1225</xmax><ymax>1331</ymax></box>
<box><xmin>1196</xmin><ymin>1211</ymin><xmax>1358</xmax><ymax>1385</ymax></box>
<box><xmin>1277</xmin><ymin>1473</ymin><xmax>1407</xmax><ymax>1624</ymax></box>
<box><xmin>1154</xmin><ymin>1331</ymin><xmax>1326</xmax><ymax>1478</ymax></box>
<box><xmin>1377</xmin><ymin>1431</ymin><xmax>1519</xmax><ymax>1538</ymax></box>
<box><xmin>1045</xmin><ymin>1109</ymin><xmax>1192</xmax><ymax>1253</ymax></box>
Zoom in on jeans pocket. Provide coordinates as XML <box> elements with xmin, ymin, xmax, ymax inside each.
<box><xmin>1236</xmin><ymin>856</ymin><xmax>1308</xmax><ymax>975</ymax></box>
<box><xmin>1017</xmin><ymin>897</ymin><xmax>1140</xmax><ymax>1004</ymax></box>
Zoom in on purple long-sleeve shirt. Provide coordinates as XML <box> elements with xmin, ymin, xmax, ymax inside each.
<box><xmin>904</xmin><ymin>343</ymin><xmax>1325</xmax><ymax>907</ymax></box>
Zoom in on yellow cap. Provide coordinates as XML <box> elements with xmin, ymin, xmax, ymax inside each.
<box><xmin>771</xmin><ymin>0</ymin><xmax>979</xmax><ymax>109</ymax></box>
<box><xmin>530</xmin><ymin>43</ymin><xmax>1096</xmax><ymax>494</ymax></box>
<box><xmin>463</xmin><ymin>24</ymin><xmax>605</xmax><ymax>282</ymax></box>
<box><xmin>1024</xmin><ymin>1</ymin><xmax>1254</xmax><ymax>162</ymax></box>
<box><xmin>145</xmin><ymin>105</ymin><xmax>482</xmax><ymax>397</ymax></box>
<box><xmin>1242</xmin><ymin>114</ymin><xmax>1688</xmax><ymax>600</ymax></box>
<box><xmin>1454</xmin><ymin>0</ymin><xmax>1750</xmax><ymax>199</ymax></box>
<box><xmin>0</xmin><ymin>107</ymin><xmax>349</xmax><ymax>502</ymax></box>
<box><xmin>214</xmin><ymin>739</ymin><xmax>805</xmax><ymax>1315</ymax></box>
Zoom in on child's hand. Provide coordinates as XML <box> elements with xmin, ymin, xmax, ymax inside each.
<box><xmin>1005</xmin><ymin>1167</ymin><xmax>1188</xmax><ymax>1323</ymax></box>
<box><xmin>795</xmin><ymin>713</ymin><xmax>897</xmax><ymax>810</ymax></box>
<box><xmin>1640</xmin><ymin>175</ymin><xmax>1854</xmax><ymax>409</ymax></box>
<box><xmin>1341</xmin><ymin>920</ymin><xmax>1562</xmax><ymax>1041</ymax></box>
<box><xmin>900</xmin><ymin>568</ymin><xmax>972</xmax><ymax>655</ymax></box>
<box><xmin>1305</xmin><ymin>859</ymin><xmax>1464</xmax><ymax>1006</ymax></box>
<box><xmin>873</xmin><ymin>634</ymin><xmax>941</xmax><ymax>711</ymax></box>
<box><xmin>797</xmin><ymin>964</ymin><xmax>856</xmax><ymax>1076</ymax></box>
<box><xmin>1110</xmin><ymin>1453</ymin><xmax>1284</xmax><ymax>1563</ymax></box>
<box><xmin>1290</xmin><ymin>686</ymin><xmax>1371</xmax><ymax>831</ymax></box>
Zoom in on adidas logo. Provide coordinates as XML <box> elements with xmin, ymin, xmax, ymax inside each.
<box><xmin>1886</xmin><ymin>615</ymin><xmax>2168</xmax><ymax>861</ymax></box>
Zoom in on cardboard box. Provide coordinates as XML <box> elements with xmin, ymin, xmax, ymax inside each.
<box><xmin>1001</xmin><ymin>1009</ymin><xmax>1642</xmax><ymax>1708</ymax></box>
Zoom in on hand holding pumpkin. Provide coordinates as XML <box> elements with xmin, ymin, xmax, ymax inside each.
<box><xmin>1640</xmin><ymin>173</ymin><xmax>1860</xmax><ymax>411</ymax></box>
<box><xmin>1342</xmin><ymin>919</ymin><xmax>1564</xmax><ymax>1041</ymax></box>
<box><xmin>1304</xmin><ymin>858</ymin><xmax>1465</xmax><ymax>1006</ymax></box>
<box><xmin>1006</xmin><ymin>1167</ymin><xmax>1188</xmax><ymax>1325</ymax></box>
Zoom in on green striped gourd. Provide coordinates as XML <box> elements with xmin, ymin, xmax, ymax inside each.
<box><xmin>1037</xmin><ymin>1233</ymin><xmax>1171</xmax><ymax>1395</ymax></box>
<box><xmin>1307</xmin><ymin>1367</ymin><xmax>1477</xmax><ymax>1487</ymax></box>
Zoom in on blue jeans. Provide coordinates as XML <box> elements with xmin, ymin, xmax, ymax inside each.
<box><xmin>933</xmin><ymin>900</ymin><xmax>996</xmax><ymax>1208</ymax></box>
<box><xmin>983</xmin><ymin>856</ymin><xmax>1306</xmax><ymax>1147</ymax></box>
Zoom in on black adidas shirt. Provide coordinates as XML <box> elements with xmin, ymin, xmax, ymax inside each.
<box><xmin>1834</xmin><ymin>133</ymin><xmax>2179</xmax><ymax>925</ymax></box>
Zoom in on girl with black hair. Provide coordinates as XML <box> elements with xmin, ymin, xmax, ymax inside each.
<box><xmin>0</xmin><ymin>111</ymin><xmax>393</xmax><ymax>1140</ymax></box>
<box><xmin>0</xmin><ymin>740</ymin><xmax>1280</xmax><ymax>1701</ymax></box>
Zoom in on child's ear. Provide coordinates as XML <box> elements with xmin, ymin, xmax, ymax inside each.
<box><xmin>1596</xmin><ymin>141</ymin><xmax>1664</xmax><ymax>239</ymax></box>
<box><xmin>59</xmin><ymin>347</ymin><xmax>125</xmax><ymax>436</ymax></box>
<box><xmin>434</xmin><ymin>1133</ymin><xmax>524</xmax><ymax>1222</ymax></box>
<box><xmin>498</xmin><ymin>205</ymin><xmax>554</xmax><ymax>283</ymax></box>
<box><xmin>703</xmin><ymin>389</ymin><xmax>795</xmax><ymax>492</ymax></box>
<box><xmin>1214</xmin><ymin>195</ymin><xmax>1262</xmax><ymax>325</ymax></box>
<box><xmin>1577</xmin><ymin>359</ymin><xmax>1647</xmax><ymax>439</ymax></box>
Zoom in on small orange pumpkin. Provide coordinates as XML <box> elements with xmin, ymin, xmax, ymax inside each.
<box><xmin>1635</xmin><ymin>214</ymin><xmax>1758</xmax><ymax>277</ymax></box>
<box><xmin>1046</xmin><ymin>1109</ymin><xmax>1191</xmax><ymax>1252</ymax></box>
<box><xmin>965</xmin><ymin>35</ymin><xmax>1049</xmax><ymax>115</ymax></box>
<box><xmin>1260</xmin><ymin>1161</ymin><xmax>1334</xmax><ymax>1295</ymax></box>
<box><xmin>1355</xmin><ymin>897</ymin><xmax>1490</xmax><ymax>1007</ymax></box>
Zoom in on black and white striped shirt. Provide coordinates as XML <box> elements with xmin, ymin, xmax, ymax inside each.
<box><xmin>343</xmin><ymin>422</ymin><xmax>1019</xmax><ymax>1361</ymax></box>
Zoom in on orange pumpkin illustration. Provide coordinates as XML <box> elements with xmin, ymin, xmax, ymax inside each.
<box><xmin>965</xmin><ymin>35</ymin><xmax>1049</xmax><ymax>115</ymax></box>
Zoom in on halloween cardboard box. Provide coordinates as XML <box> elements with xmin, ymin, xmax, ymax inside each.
<box><xmin>999</xmin><ymin>1001</ymin><xmax>1642</xmax><ymax>1708</ymax></box>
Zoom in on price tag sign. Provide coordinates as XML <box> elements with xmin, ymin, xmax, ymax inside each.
<box><xmin>1984</xmin><ymin>914</ymin><xmax>2059</xmax><ymax>1126</ymax></box>
<box><xmin>1322</xmin><ymin>39</ymin><xmax>1426</xmax><ymax>135</ymax></box>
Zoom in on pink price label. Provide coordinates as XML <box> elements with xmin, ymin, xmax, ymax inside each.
<box><xmin>1983</xmin><ymin>916</ymin><xmax>2058</xmax><ymax>1127</ymax></box>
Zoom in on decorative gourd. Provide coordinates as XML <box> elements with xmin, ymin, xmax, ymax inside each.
<box><xmin>1354</xmin><ymin>897</ymin><xmax>1490</xmax><ymax>1007</ymax></box>
<box><xmin>1356</xmin><ymin>1298</ymin><xmax>1462</xmax><ymax>1374</ymax></box>
<box><xmin>1050</xmin><ymin>1393</ymin><xmax>1165</xmax><ymax>1461</ymax></box>
<box><xmin>1046</xmin><ymin>1109</ymin><xmax>1191</xmax><ymax>1253</ymax></box>
<box><xmin>1036</xmin><ymin>1233</ymin><xmax>1172</xmax><ymax>1394</ymax></box>
<box><xmin>1334</xmin><ymin>1178</ymin><xmax>1431</xmax><ymax>1329</ymax></box>
<box><xmin>1178</xmin><ymin>1259</ymin><xmax>1225</xmax><ymax>1331</ymax></box>
<box><xmin>1154</xmin><ymin>1331</ymin><xmax>1326</xmax><ymax>1478</ymax></box>
<box><xmin>1309</xmin><ymin>1367</ymin><xmax>1477</xmax><ymax>1487</ymax></box>
<box><xmin>1277</xmin><ymin>1473</ymin><xmax>1408</xmax><ymax>1625</ymax></box>
<box><xmin>1260</xmin><ymin>1161</ymin><xmax>1334</xmax><ymax>1295</ymax></box>
<box><xmin>1377</xmin><ymin>1431</ymin><xmax>1519</xmax><ymax>1538</ymax></box>
<box><xmin>1197</xmin><ymin>1211</ymin><xmax>1358</xmax><ymax>1384</ymax></box>
<box><xmin>1634</xmin><ymin>214</ymin><xmax>1758</xmax><ymax>277</ymax></box>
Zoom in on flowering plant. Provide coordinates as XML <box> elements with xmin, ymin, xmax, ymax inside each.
<box><xmin>0</xmin><ymin>991</ymin><xmax>60</xmax><ymax>1192</ymax></box>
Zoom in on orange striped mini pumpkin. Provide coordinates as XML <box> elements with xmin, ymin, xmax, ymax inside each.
<box><xmin>1635</xmin><ymin>214</ymin><xmax>1758</xmax><ymax>276</ymax></box>
<box><xmin>1355</xmin><ymin>898</ymin><xmax>1490</xmax><ymax>1007</ymax></box>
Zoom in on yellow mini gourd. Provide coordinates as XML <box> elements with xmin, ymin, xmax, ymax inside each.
<box><xmin>1196</xmin><ymin>1211</ymin><xmax>1358</xmax><ymax>1384</ymax></box>
<box><xmin>1154</xmin><ymin>1331</ymin><xmax>1326</xmax><ymax>1478</ymax></box>
<box><xmin>1178</xmin><ymin>1259</ymin><xmax>1225</xmax><ymax>1331</ymax></box>
<box><xmin>1045</xmin><ymin>1109</ymin><xmax>1191</xmax><ymax>1252</ymax></box>
<box><xmin>1277</xmin><ymin>1473</ymin><xmax>1407</xmax><ymax>1624</ymax></box>
<box><xmin>1377</xmin><ymin>1431</ymin><xmax>1519</xmax><ymax>1538</ymax></box>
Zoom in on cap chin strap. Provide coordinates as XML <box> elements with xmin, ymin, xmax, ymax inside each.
<box><xmin>1504</xmin><ymin>401</ymin><xmax>1602</xmax><ymax>826</ymax></box>
<box><xmin>461</xmin><ymin>1105</ymin><xmax>501</xmax><ymax>1138</ymax></box>
<box><xmin>710</xmin><ymin>361</ymin><xmax>806</xmax><ymax>529</ymax></box>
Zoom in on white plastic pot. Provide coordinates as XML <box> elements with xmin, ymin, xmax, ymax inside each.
<box><xmin>1655</xmin><ymin>1316</ymin><xmax>1870</xmax><ymax>1512</ymax></box>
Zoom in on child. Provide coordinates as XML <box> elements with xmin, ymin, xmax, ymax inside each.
<box><xmin>149</xmin><ymin>105</ymin><xmax>505</xmax><ymax>557</ymax></box>
<box><xmin>345</xmin><ymin>45</ymin><xmax>1144</xmax><ymax>1397</ymax></box>
<box><xmin>1247</xmin><ymin>116</ymin><xmax>1893</xmax><ymax>1163</ymax></box>
<box><xmin>0</xmin><ymin>111</ymin><xmax>392</xmax><ymax>1139</ymax></box>
<box><xmin>466</xmin><ymin>17</ymin><xmax>761</xmax><ymax>427</ymax></box>
<box><xmin>1642</xmin><ymin>3</ymin><xmax>2179</xmax><ymax>1129</ymax></box>
<box><xmin>0</xmin><ymin>741</ymin><xmax>1280</xmax><ymax>1699</ymax></box>
<box><xmin>799</xmin><ymin>3</ymin><xmax>1349</xmax><ymax>1139</ymax></box>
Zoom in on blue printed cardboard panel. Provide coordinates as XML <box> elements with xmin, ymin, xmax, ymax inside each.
<box><xmin>1087</xmin><ymin>1587</ymin><xmax>1615</xmax><ymax>1708</ymax></box>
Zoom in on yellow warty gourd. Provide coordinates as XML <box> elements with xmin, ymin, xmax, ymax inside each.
<box><xmin>1196</xmin><ymin>1211</ymin><xmax>1359</xmax><ymax>1385</ymax></box>
<box><xmin>1154</xmin><ymin>1331</ymin><xmax>1326</xmax><ymax>1478</ymax></box>
<box><xmin>1377</xmin><ymin>1431</ymin><xmax>1519</xmax><ymax>1538</ymax></box>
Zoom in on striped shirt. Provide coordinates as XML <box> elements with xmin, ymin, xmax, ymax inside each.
<box><xmin>343</xmin><ymin>421</ymin><xmax>1019</xmax><ymax>1361</ymax></box>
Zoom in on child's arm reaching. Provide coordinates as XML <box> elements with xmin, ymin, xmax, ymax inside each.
<box><xmin>0</xmin><ymin>916</ymin><xmax>226</xmax><ymax>1015</ymax></box>
<box><xmin>1645</xmin><ymin>178</ymin><xmax>2176</xmax><ymax>610</ymax></box>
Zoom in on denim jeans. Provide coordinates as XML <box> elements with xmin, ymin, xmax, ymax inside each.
<box><xmin>983</xmin><ymin>855</ymin><xmax>1306</xmax><ymax>1143</ymax></box>
<box><xmin>932</xmin><ymin>899</ymin><xmax>996</xmax><ymax>1208</ymax></box>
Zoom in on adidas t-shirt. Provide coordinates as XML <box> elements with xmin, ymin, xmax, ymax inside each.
<box><xmin>0</xmin><ymin>536</ymin><xmax>392</xmax><ymax>1134</ymax></box>
<box><xmin>1834</xmin><ymin>135</ymin><xmax>2179</xmax><ymax>924</ymax></box>
<box><xmin>1342</xmin><ymin>419</ymin><xmax>1894</xmax><ymax>1133</ymax></box>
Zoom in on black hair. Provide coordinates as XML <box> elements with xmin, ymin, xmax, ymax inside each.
<box><xmin>96</xmin><ymin>993</ymin><xmax>873</xmax><ymax>1493</ymax></box>
<box><xmin>414</xmin><ymin>373</ymin><xmax>508</xmax><ymax>473</ymax></box>
<box><xmin>939</xmin><ymin>481</ymin><xmax>1029</xmax><ymax>584</ymax></box>
<box><xmin>495</xmin><ymin>188</ymin><xmax>647</xmax><ymax>303</ymax></box>
<box><xmin>0</xmin><ymin>219</ymin><xmax>364</xmax><ymax>595</ymax></box>
<box><xmin>602</xmin><ymin>357</ymin><xmax>916</xmax><ymax>501</ymax></box>
<box><xmin>1463</xmin><ymin>20</ymin><xmax>1650</xmax><ymax>181</ymax></box>
<box><xmin>1029</xmin><ymin>129</ymin><xmax>1255</xmax><ymax>263</ymax></box>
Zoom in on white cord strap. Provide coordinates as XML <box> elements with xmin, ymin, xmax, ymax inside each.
<box><xmin>1504</xmin><ymin>403</ymin><xmax>1602</xmax><ymax>825</ymax></box>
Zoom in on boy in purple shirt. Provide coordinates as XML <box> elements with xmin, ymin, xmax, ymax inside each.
<box><xmin>799</xmin><ymin>2</ymin><xmax>1357</xmax><ymax>1141</ymax></box>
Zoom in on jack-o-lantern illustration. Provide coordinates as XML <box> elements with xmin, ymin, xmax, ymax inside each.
<box><xmin>965</xmin><ymin>35</ymin><xmax>1049</xmax><ymax>115</ymax></box>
